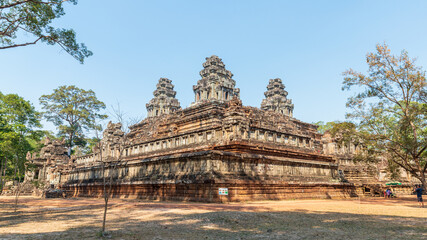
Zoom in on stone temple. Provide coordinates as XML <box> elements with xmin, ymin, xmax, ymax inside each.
<box><xmin>29</xmin><ymin>55</ymin><xmax>415</xmax><ymax>201</ymax></box>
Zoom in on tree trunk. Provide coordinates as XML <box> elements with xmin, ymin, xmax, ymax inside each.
<box><xmin>14</xmin><ymin>161</ymin><xmax>17</xmax><ymax>184</ymax></box>
<box><xmin>100</xmin><ymin>132</ymin><xmax>125</xmax><ymax>236</ymax></box>
<box><xmin>2</xmin><ymin>158</ymin><xmax>6</xmax><ymax>194</ymax></box>
<box><xmin>102</xmin><ymin>195</ymin><xmax>108</xmax><ymax>234</ymax></box>
<box><xmin>0</xmin><ymin>157</ymin><xmax>4</xmax><ymax>194</ymax></box>
<box><xmin>419</xmin><ymin>171</ymin><xmax>426</xmax><ymax>189</ymax></box>
<box><xmin>14</xmin><ymin>184</ymin><xmax>20</xmax><ymax>213</ymax></box>
<box><xmin>102</xmin><ymin>160</ymin><xmax>108</xmax><ymax>233</ymax></box>
<box><xmin>68</xmin><ymin>131</ymin><xmax>74</xmax><ymax>156</ymax></box>
<box><xmin>14</xmin><ymin>165</ymin><xmax>21</xmax><ymax>213</ymax></box>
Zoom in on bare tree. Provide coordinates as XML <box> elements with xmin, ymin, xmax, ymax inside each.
<box><xmin>13</xmin><ymin>162</ymin><xmax>24</xmax><ymax>212</ymax></box>
<box><xmin>13</xmin><ymin>154</ymin><xmax>29</xmax><ymax>213</ymax></box>
<box><xmin>109</xmin><ymin>101</ymin><xmax>143</xmax><ymax>133</ymax></box>
<box><xmin>96</xmin><ymin>102</ymin><xmax>140</xmax><ymax>236</ymax></box>
<box><xmin>99</xmin><ymin>132</ymin><xmax>127</xmax><ymax>236</ymax></box>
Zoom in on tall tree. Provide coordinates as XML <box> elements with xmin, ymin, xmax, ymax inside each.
<box><xmin>39</xmin><ymin>85</ymin><xmax>107</xmax><ymax>155</ymax></box>
<box><xmin>343</xmin><ymin>43</ymin><xmax>427</xmax><ymax>187</ymax></box>
<box><xmin>0</xmin><ymin>92</ymin><xmax>41</xmax><ymax>205</ymax></box>
<box><xmin>0</xmin><ymin>0</ymin><xmax>92</xmax><ymax>63</ymax></box>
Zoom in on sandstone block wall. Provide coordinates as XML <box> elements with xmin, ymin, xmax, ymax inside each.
<box><xmin>63</xmin><ymin>182</ymin><xmax>355</xmax><ymax>202</ymax></box>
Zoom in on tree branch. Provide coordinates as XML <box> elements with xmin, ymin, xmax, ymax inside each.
<box><xmin>0</xmin><ymin>0</ymin><xmax>69</xmax><ymax>9</ymax></box>
<box><xmin>0</xmin><ymin>36</ymin><xmax>42</xmax><ymax>49</ymax></box>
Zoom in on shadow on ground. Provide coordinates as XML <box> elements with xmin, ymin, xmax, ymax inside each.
<box><xmin>1</xmin><ymin>210</ymin><xmax>426</xmax><ymax>239</ymax></box>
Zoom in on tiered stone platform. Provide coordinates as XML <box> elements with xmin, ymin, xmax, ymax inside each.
<box><xmin>33</xmin><ymin>55</ymin><xmax>358</xmax><ymax>202</ymax></box>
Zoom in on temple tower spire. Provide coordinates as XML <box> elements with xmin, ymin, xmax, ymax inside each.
<box><xmin>261</xmin><ymin>78</ymin><xmax>294</xmax><ymax>117</ymax></box>
<box><xmin>193</xmin><ymin>55</ymin><xmax>240</xmax><ymax>103</ymax></box>
<box><xmin>146</xmin><ymin>78</ymin><xmax>181</xmax><ymax>117</ymax></box>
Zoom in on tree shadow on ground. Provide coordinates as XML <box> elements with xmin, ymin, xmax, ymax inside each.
<box><xmin>0</xmin><ymin>200</ymin><xmax>105</xmax><ymax>229</ymax></box>
<box><xmin>0</xmin><ymin>208</ymin><xmax>425</xmax><ymax>240</ymax></box>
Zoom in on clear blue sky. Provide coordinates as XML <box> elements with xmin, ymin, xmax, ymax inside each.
<box><xmin>2</xmin><ymin>1</ymin><xmax>427</xmax><ymax>133</ymax></box>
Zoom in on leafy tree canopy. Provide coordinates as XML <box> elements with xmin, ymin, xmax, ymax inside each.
<box><xmin>0</xmin><ymin>92</ymin><xmax>41</xmax><ymax>185</ymax></box>
<box><xmin>0</xmin><ymin>92</ymin><xmax>41</xmax><ymax>133</ymax></box>
<box><xmin>313</xmin><ymin>121</ymin><xmax>335</xmax><ymax>134</ymax></box>
<box><xmin>314</xmin><ymin>121</ymin><xmax>358</xmax><ymax>143</ymax></box>
<box><xmin>343</xmin><ymin>43</ymin><xmax>427</xmax><ymax>186</ymax></box>
<box><xmin>39</xmin><ymin>85</ymin><xmax>107</xmax><ymax>153</ymax></box>
<box><xmin>0</xmin><ymin>0</ymin><xmax>92</xmax><ymax>63</ymax></box>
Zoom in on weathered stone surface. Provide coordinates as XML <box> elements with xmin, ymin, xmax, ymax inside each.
<box><xmin>193</xmin><ymin>55</ymin><xmax>240</xmax><ymax>103</ymax></box>
<box><xmin>31</xmin><ymin>55</ymin><xmax>389</xmax><ymax>202</ymax></box>
<box><xmin>101</xmin><ymin>121</ymin><xmax>125</xmax><ymax>145</ymax></box>
<box><xmin>146</xmin><ymin>78</ymin><xmax>181</xmax><ymax>117</ymax></box>
<box><xmin>38</xmin><ymin>138</ymin><xmax>69</xmax><ymax>166</ymax></box>
<box><xmin>321</xmin><ymin>131</ymin><xmax>418</xmax><ymax>195</ymax></box>
<box><xmin>26</xmin><ymin>138</ymin><xmax>71</xmax><ymax>187</ymax></box>
<box><xmin>261</xmin><ymin>78</ymin><xmax>294</xmax><ymax>117</ymax></box>
<box><xmin>61</xmin><ymin>74</ymin><xmax>343</xmax><ymax>201</ymax></box>
<box><xmin>63</xmin><ymin>182</ymin><xmax>356</xmax><ymax>202</ymax></box>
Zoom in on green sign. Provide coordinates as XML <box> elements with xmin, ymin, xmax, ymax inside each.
<box><xmin>385</xmin><ymin>182</ymin><xmax>402</xmax><ymax>186</ymax></box>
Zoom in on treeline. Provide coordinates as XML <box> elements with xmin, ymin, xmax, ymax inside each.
<box><xmin>0</xmin><ymin>86</ymin><xmax>107</xmax><ymax>193</ymax></box>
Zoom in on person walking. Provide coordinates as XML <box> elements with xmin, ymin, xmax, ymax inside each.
<box><xmin>386</xmin><ymin>189</ymin><xmax>391</xmax><ymax>198</ymax></box>
<box><xmin>414</xmin><ymin>185</ymin><xmax>424</xmax><ymax>208</ymax></box>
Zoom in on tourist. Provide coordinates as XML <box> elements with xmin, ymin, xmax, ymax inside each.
<box><xmin>414</xmin><ymin>185</ymin><xmax>424</xmax><ymax>208</ymax></box>
<box><xmin>386</xmin><ymin>189</ymin><xmax>391</xmax><ymax>198</ymax></box>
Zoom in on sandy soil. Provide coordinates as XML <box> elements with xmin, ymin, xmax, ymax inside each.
<box><xmin>0</xmin><ymin>195</ymin><xmax>426</xmax><ymax>239</ymax></box>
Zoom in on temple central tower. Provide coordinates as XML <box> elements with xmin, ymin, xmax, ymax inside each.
<box><xmin>193</xmin><ymin>55</ymin><xmax>240</xmax><ymax>103</ymax></box>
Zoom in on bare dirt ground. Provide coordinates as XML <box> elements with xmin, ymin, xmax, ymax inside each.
<box><xmin>0</xmin><ymin>195</ymin><xmax>426</xmax><ymax>240</ymax></box>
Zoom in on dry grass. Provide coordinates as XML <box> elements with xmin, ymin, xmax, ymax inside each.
<box><xmin>0</xmin><ymin>195</ymin><xmax>426</xmax><ymax>239</ymax></box>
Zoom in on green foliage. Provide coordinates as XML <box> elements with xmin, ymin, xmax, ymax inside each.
<box><xmin>343</xmin><ymin>43</ymin><xmax>427</xmax><ymax>186</ymax></box>
<box><xmin>0</xmin><ymin>92</ymin><xmax>41</xmax><ymax>132</ymax></box>
<box><xmin>0</xmin><ymin>0</ymin><xmax>92</xmax><ymax>63</ymax></box>
<box><xmin>328</xmin><ymin>122</ymin><xmax>358</xmax><ymax>144</ymax></box>
<box><xmin>385</xmin><ymin>160</ymin><xmax>402</xmax><ymax>181</ymax></box>
<box><xmin>83</xmin><ymin>137</ymin><xmax>100</xmax><ymax>154</ymax></box>
<box><xmin>313</xmin><ymin>121</ymin><xmax>336</xmax><ymax>134</ymax></box>
<box><xmin>314</xmin><ymin>121</ymin><xmax>360</xmax><ymax>144</ymax></box>
<box><xmin>39</xmin><ymin>85</ymin><xmax>107</xmax><ymax>152</ymax></box>
<box><xmin>0</xmin><ymin>92</ymin><xmax>42</xmax><ymax>188</ymax></box>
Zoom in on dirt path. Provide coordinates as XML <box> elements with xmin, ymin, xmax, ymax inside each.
<box><xmin>0</xmin><ymin>196</ymin><xmax>426</xmax><ymax>239</ymax></box>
